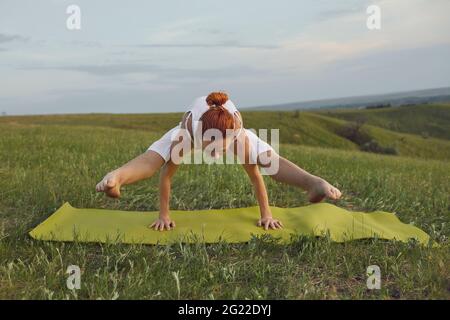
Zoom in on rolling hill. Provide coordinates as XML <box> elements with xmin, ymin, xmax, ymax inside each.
<box><xmin>246</xmin><ymin>87</ymin><xmax>450</xmax><ymax>111</ymax></box>
<box><xmin>1</xmin><ymin>103</ymin><xmax>449</xmax><ymax>161</ymax></box>
<box><xmin>322</xmin><ymin>104</ymin><xmax>450</xmax><ymax>140</ymax></box>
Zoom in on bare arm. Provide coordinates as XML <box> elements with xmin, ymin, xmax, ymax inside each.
<box><xmin>158</xmin><ymin>159</ymin><xmax>179</xmax><ymax>218</ymax></box>
<box><xmin>237</xmin><ymin>134</ymin><xmax>283</xmax><ymax>230</ymax></box>
<box><xmin>150</xmin><ymin>152</ymin><xmax>179</xmax><ymax>231</ymax></box>
<box><xmin>159</xmin><ymin>111</ymin><xmax>192</xmax><ymax>217</ymax></box>
<box><xmin>242</xmin><ymin>163</ymin><xmax>271</xmax><ymax>218</ymax></box>
<box><xmin>150</xmin><ymin>112</ymin><xmax>192</xmax><ymax>231</ymax></box>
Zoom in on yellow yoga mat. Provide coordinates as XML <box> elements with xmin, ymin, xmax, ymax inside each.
<box><xmin>29</xmin><ymin>202</ymin><xmax>432</xmax><ymax>245</ymax></box>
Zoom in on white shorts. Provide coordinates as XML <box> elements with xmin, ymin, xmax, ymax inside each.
<box><xmin>147</xmin><ymin>126</ymin><xmax>275</xmax><ymax>163</ymax></box>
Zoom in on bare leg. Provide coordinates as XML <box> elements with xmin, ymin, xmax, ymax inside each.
<box><xmin>96</xmin><ymin>150</ymin><xmax>165</xmax><ymax>198</ymax></box>
<box><xmin>258</xmin><ymin>152</ymin><xmax>342</xmax><ymax>203</ymax></box>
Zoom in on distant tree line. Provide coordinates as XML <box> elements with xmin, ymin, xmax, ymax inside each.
<box><xmin>365</xmin><ymin>103</ymin><xmax>392</xmax><ymax>110</ymax></box>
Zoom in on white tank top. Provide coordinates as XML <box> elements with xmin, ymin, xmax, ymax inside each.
<box><xmin>185</xmin><ymin>96</ymin><xmax>242</xmax><ymax>141</ymax></box>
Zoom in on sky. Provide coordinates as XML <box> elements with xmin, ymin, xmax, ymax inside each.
<box><xmin>0</xmin><ymin>0</ymin><xmax>449</xmax><ymax>115</ymax></box>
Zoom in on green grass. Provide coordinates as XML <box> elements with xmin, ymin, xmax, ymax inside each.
<box><xmin>324</xmin><ymin>104</ymin><xmax>450</xmax><ymax>140</ymax></box>
<box><xmin>2</xmin><ymin>104</ymin><xmax>449</xmax><ymax>161</ymax></box>
<box><xmin>0</xmin><ymin>107</ymin><xmax>449</xmax><ymax>299</ymax></box>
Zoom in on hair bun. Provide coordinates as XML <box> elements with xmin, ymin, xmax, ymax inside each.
<box><xmin>206</xmin><ymin>92</ymin><xmax>229</xmax><ymax>107</ymax></box>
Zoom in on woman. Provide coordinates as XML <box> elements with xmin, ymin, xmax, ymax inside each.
<box><xmin>96</xmin><ymin>92</ymin><xmax>342</xmax><ymax>231</ymax></box>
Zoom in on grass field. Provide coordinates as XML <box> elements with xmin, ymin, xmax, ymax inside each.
<box><xmin>0</xmin><ymin>104</ymin><xmax>449</xmax><ymax>299</ymax></box>
<box><xmin>324</xmin><ymin>104</ymin><xmax>450</xmax><ymax>140</ymax></box>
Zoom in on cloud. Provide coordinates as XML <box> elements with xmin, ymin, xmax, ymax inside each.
<box><xmin>2</xmin><ymin>0</ymin><xmax>449</xmax><ymax>115</ymax></box>
<box><xmin>140</xmin><ymin>18</ymin><xmax>279</xmax><ymax>50</ymax></box>
<box><xmin>309</xmin><ymin>0</ymin><xmax>450</xmax><ymax>57</ymax></box>
<box><xmin>316</xmin><ymin>2</ymin><xmax>369</xmax><ymax>21</ymax></box>
<box><xmin>126</xmin><ymin>41</ymin><xmax>278</xmax><ymax>49</ymax></box>
<box><xmin>0</xmin><ymin>68</ymin><xmax>176</xmax><ymax>104</ymax></box>
<box><xmin>23</xmin><ymin>63</ymin><xmax>270</xmax><ymax>81</ymax></box>
<box><xmin>67</xmin><ymin>40</ymin><xmax>103</xmax><ymax>48</ymax></box>
<box><xmin>1</xmin><ymin>62</ymin><xmax>270</xmax><ymax>109</ymax></box>
<box><xmin>0</xmin><ymin>33</ymin><xmax>29</xmax><ymax>43</ymax></box>
<box><xmin>228</xmin><ymin>0</ymin><xmax>450</xmax><ymax>74</ymax></box>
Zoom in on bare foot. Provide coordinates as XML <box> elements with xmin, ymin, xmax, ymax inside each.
<box><xmin>307</xmin><ymin>178</ymin><xmax>342</xmax><ymax>203</ymax></box>
<box><xmin>95</xmin><ymin>172</ymin><xmax>122</xmax><ymax>198</ymax></box>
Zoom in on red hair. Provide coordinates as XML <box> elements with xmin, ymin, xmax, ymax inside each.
<box><xmin>200</xmin><ymin>92</ymin><xmax>235</xmax><ymax>138</ymax></box>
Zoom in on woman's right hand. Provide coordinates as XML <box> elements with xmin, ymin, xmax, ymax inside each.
<box><xmin>149</xmin><ymin>216</ymin><xmax>176</xmax><ymax>231</ymax></box>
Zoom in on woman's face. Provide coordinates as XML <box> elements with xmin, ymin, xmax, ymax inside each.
<box><xmin>202</xmin><ymin>136</ymin><xmax>234</xmax><ymax>159</ymax></box>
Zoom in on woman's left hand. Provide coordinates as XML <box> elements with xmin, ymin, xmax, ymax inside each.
<box><xmin>257</xmin><ymin>217</ymin><xmax>283</xmax><ymax>230</ymax></box>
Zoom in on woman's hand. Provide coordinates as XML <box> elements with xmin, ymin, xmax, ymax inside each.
<box><xmin>257</xmin><ymin>216</ymin><xmax>283</xmax><ymax>230</ymax></box>
<box><xmin>149</xmin><ymin>216</ymin><xmax>176</xmax><ymax>231</ymax></box>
